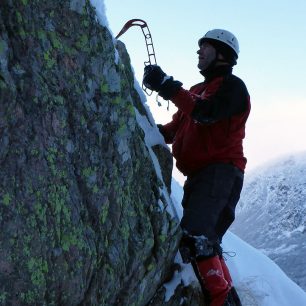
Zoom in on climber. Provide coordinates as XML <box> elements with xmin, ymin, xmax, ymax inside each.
<box><xmin>143</xmin><ymin>29</ymin><xmax>250</xmax><ymax>306</ymax></box>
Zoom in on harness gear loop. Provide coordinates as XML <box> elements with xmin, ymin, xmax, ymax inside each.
<box><xmin>115</xmin><ymin>19</ymin><xmax>157</xmax><ymax>96</ymax></box>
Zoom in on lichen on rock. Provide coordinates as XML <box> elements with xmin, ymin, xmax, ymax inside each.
<box><xmin>0</xmin><ymin>1</ymin><xmax>203</xmax><ymax>305</ymax></box>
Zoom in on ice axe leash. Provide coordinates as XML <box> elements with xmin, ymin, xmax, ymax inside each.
<box><xmin>115</xmin><ymin>19</ymin><xmax>166</xmax><ymax>109</ymax></box>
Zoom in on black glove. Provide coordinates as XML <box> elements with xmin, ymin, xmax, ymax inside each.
<box><xmin>157</xmin><ymin>124</ymin><xmax>164</xmax><ymax>134</ymax></box>
<box><xmin>143</xmin><ymin>65</ymin><xmax>167</xmax><ymax>91</ymax></box>
<box><xmin>143</xmin><ymin>65</ymin><xmax>183</xmax><ymax>100</ymax></box>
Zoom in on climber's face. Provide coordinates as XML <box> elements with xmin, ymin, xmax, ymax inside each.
<box><xmin>197</xmin><ymin>42</ymin><xmax>217</xmax><ymax>71</ymax></box>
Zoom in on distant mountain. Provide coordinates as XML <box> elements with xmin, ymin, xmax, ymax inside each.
<box><xmin>231</xmin><ymin>153</ymin><xmax>306</xmax><ymax>291</ymax></box>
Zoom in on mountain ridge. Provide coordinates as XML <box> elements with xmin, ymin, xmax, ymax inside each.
<box><xmin>231</xmin><ymin>152</ymin><xmax>306</xmax><ymax>291</ymax></box>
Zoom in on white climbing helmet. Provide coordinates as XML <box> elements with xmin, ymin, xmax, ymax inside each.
<box><xmin>199</xmin><ymin>29</ymin><xmax>239</xmax><ymax>58</ymax></box>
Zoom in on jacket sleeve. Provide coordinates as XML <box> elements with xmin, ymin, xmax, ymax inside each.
<box><xmin>171</xmin><ymin>76</ymin><xmax>249</xmax><ymax>124</ymax></box>
<box><xmin>192</xmin><ymin>76</ymin><xmax>249</xmax><ymax>124</ymax></box>
<box><xmin>158</xmin><ymin>110</ymin><xmax>182</xmax><ymax>144</ymax></box>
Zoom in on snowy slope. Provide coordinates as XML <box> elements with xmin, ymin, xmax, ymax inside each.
<box><xmin>170</xmin><ymin>178</ymin><xmax>306</xmax><ymax>306</ymax></box>
<box><xmin>231</xmin><ymin>153</ymin><xmax>306</xmax><ymax>291</ymax></box>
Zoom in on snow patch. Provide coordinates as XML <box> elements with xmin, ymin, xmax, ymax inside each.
<box><xmin>134</xmin><ymin>105</ymin><xmax>178</xmax><ymax>220</ymax></box>
<box><xmin>222</xmin><ymin>231</ymin><xmax>306</xmax><ymax>306</ymax></box>
<box><xmin>90</xmin><ymin>0</ymin><xmax>122</xmax><ymax>64</ymax></box>
<box><xmin>163</xmin><ymin>270</ymin><xmax>182</xmax><ymax>302</ymax></box>
<box><xmin>163</xmin><ymin>252</ymin><xmax>198</xmax><ymax>302</ymax></box>
<box><xmin>89</xmin><ymin>0</ymin><xmax>109</xmax><ymax>27</ymax></box>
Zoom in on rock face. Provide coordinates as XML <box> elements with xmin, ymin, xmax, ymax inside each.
<box><xmin>0</xmin><ymin>1</ymin><xmax>204</xmax><ymax>305</ymax></box>
<box><xmin>231</xmin><ymin>154</ymin><xmax>306</xmax><ymax>291</ymax></box>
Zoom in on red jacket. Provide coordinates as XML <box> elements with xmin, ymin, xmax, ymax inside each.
<box><xmin>160</xmin><ymin>66</ymin><xmax>250</xmax><ymax>176</ymax></box>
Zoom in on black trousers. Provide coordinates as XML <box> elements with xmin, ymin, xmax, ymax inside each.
<box><xmin>180</xmin><ymin>163</ymin><xmax>244</xmax><ymax>245</ymax></box>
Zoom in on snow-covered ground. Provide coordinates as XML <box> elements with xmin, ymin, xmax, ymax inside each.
<box><xmin>168</xmin><ymin>179</ymin><xmax>306</xmax><ymax>306</ymax></box>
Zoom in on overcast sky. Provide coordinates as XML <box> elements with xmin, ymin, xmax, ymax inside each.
<box><xmin>104</xmin><ymin>0</ymin><xmax>306</xmax><ymax>173</ymax></box>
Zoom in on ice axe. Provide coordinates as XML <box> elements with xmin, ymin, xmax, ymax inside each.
<box><xmin>115</xmin><ymin>19</ymin><xmax>161</xmax><ymax>100</ymax></box>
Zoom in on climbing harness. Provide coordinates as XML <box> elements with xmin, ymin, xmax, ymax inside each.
<box><xmin>116</xmin><ymin>19</ymin><xmax>166</xmax><ymax>108</ymax></box>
